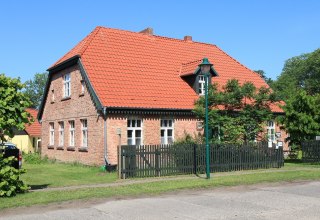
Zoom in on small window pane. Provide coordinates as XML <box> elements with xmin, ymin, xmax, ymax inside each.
<box><xmin>127</xmin><ymin>120</ymin><xmax>130</xmax><ymax>127</ymax></box>
<box><xmin>161</xmin><ymin>130</ymin><xmax>165</xmax><ymax>137</ymax></box>
<box><xmin>135</xmin><ymin>130</ymin><xmax>141</xmax><ymax>138</ymax></box>
<box><xmin>168</xmin><ymin>137</ymin><xmax>173</xmax><ymax>144</ymax></box>
<box><xmin>137</xmin><ymin>120</ymin><xmax>141</xmax><ymax>127</ymax></box>
<box><xmin>135</xmin><ymin>138</ymin><xmax>141</xmax><ymax>146</ymax></box>
<box><xmin>127</xmin><ymin>138</ymin><xmax>133</xmax><ymax>145</ymax></box>
<box><xmin>127</xmin><ymin>130</ymin><xmax>133</xmax><ymax>138</ymax></box>
<box><xmin>132</xmin><ymin>120</ymin><xmax>136</xmax><ymax>127</ymax></box>
<box><xmin>168</xmin><ymin>129</ymin><xmax>173</xmax><ymax>137</ymax></box>
<box><xmin>168</xmin><ymin>120</ymin><xmax>172</xmax><ymax>127</ymax></box>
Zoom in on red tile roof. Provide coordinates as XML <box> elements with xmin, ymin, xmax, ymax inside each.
<box><xmin>51</xmin><ymin>26</ymin><xmax>283</xmax><ymax>112</ymax></box>
<box><xmin>25</xmin><ymin>108</ymin><xmax>41</xmax><ymax>137</ymax></box>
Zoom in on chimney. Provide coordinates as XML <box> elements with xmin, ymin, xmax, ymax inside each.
<box><xmin>140</xmin><ymin>27</ymin><xmax>153</xmax><ymax>35</ymax></box>
<box><xmin>184</xmin><ymin>36</ymin><xmax>192</xmax><ymax>42</ymax></box>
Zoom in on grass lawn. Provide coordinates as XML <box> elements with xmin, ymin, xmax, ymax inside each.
<box><xmin>1</xmin><ymin>161</ymin><xmax>320</xmax><ymax>210</ymax></box>
<box><xmin>21</xmin><ymin>163</ymin><xmax>118</xmax><ymax>189</ymax></box>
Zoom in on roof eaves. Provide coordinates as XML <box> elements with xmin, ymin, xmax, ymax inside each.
<box><xmin>78</xmin><ymin>58</ymin><xmax>104</xmax><ymax>112</ymax></box>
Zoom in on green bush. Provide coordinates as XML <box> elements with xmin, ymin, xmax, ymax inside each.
<box><xmin>23</xmin><ymin>152</ymin><xmax>50</xmax><ymax>164</ymax></box>
<box><xmin>0</xmin><ymin>153</ymin><xmax>29</xmax><ymax>197</ymax></box>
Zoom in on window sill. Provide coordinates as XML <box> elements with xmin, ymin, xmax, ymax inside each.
<box><xmin>56</xmin><ymin>146</ymin><xmax>64</xmax><ymax>150</ymax></box>
<box><xmin>61</xmin><ymin>96</ymin><xmax>71</xmax><ymax>101</ymax></box>
<box><xmin>67</xmin><ymin>146</ymin><xmax>75</xmax><ymax>151</ymax></box>
<box><xmin>47</xmin><ymin>145</ymin><xmax>54</xmax><ymax>149</ymax></box>
<box><xmin>78</xmin><ymin>147</ymin><xmax>88</xmax><ymax>152</ymax></box>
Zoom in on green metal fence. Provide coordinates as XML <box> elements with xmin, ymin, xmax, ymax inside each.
<box><xmin>302</xmin><ymin>140</ymin><xmax>320</xmax><ymax>162</ymax></box>
<box><xmin>118</xmin><ymin>143</ymin><xmax>284</xmax><ymax>179</ymax></box>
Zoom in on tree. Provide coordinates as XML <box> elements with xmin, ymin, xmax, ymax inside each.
<box><xmin>272</xmin><ymin>48</ymin><xmax>320</xmax><ymax>100</ymax></box>
<box><xmin>24</xmin><ymin>72</ymin><xmax>48</xmax><ymax>109</ymax></box>
<box><xmin>254</xmin><ymin>70</ymin><xmax>273</xmax><ymax>86</ymax></box>
<box><xmin>278</xmin><ymin>90</ymin><xmax>320</xmax><ymax>147</ymax></box>
<box><xmin>194</xmin><ymin>79</ymin><xmax>277</xmax><ymax>144</ymax></box>
<box><xmin>0</xmin><ymin>74</ymin><xmax>32</xmax><ymax>142</ymax></box>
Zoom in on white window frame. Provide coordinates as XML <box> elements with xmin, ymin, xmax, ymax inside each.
<box><xmin>58</xmin><ymin>122</ymin><xmax>64</xmax><ymax>146</ymax></box>
<box><xmin>267</xmin><ymin>121</ymin><xmax>275</xmax><ymax>148</ymax></box>
<box><xmin>127</xmin><ymin>119</ymin><xmax>143</xmax><ymax>145</ymax></box>
<box><xmin>49</xmin><ymin>122</ymin><xmax>54</xmax><ymax>145</ymax></box>
<box><xmin>81</xmin><ymin>119</ymin><xmax>88</xmax><ymax>147</ymax></box>
<box><xmin>63</xmin><ymin>73</ymin><xmax>71</xmax><ymax>98</ymax></box>
<box><xmin>198</xmin><ymin>75</ymin><xmax>205</xmax><ymax>95</ymax></box>
<box><xmin>69</xmin><ymin>120</ymin><xmax>75</xmax><ymax>147</ymax></box>
<box><xmin>160</xmin><ymin>119</ymin><xmax>174</xmax><ymax>144</ymax></box>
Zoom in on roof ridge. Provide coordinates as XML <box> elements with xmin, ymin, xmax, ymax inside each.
<box><xmin>78</xmin><ymin>26</ymin><xmax>102</xmax><ymax>56</ymax></box>
<box><xmin>97</xmin><ymin>26</ymin><xmax>217</xmax><ymax>47</ymax></box>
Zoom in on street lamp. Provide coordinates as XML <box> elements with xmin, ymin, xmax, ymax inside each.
<box><xmin>199</xmin><ymin>58</ymin><xmax>213</xmax><ymax>179</ymax></box>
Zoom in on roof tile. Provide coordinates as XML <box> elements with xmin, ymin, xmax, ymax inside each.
<box><xmin>51</xmin><ymin>26</ymin><xmax>282</xmax><ymax>112</ymax></box>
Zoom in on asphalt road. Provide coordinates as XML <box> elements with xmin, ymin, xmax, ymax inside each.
<box><xmin>1</xmin><ymin>181</ymin><xmax>320</xmax><ymax>220</ymax></box>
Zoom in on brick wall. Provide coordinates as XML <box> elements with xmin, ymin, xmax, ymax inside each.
<box><xmin>41</xmin><ymin>65</ymin><xmax>105</xmax><ymax>166</ymax></box>
<box><xmin>105</xmin><ymin>114</ymin><xmax>199</xmax><ymax>164</ymax></box>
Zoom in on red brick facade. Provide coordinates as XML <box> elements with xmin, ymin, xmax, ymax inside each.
<box><xmin>40</xmin><ymin>65</ymin><xmax>201</xmax><ymax>165</ymax></box>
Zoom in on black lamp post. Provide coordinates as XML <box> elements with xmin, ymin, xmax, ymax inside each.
<box><xmin>198</xmin><ymin>58</ymin><xmax>213</xmax><ymax>179</ymax></box>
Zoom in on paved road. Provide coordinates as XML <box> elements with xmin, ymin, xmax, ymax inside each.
<box><xmin>1</xmin><ymin>181</ymin><xmax>320</xmax><ymax>220</ymax></box>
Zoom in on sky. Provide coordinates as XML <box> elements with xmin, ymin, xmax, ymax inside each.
<box><xmin>0</xmin><ymin>0</ymin><xmax>319</xmax><ymax>83</ymax></box>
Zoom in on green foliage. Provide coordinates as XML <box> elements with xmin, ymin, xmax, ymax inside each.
<box><xmin>22</xmin><ymin>152</ymin><xmax>50</xmax><ymax>164</ymax></box>
<box><xmin>272</xmin><ymin>48</ymin><xmax>320</xmax><ymax>100</ymax></box>
<box><xmin>0</xmin><ymin>74</ymin><xmax>33</xmax><ymax>142</ymax></box>
<box><xmin>278</xmin><ymin>90</ymin><xmax>320</xmax><ymax>146</ymax></box>
<box><xmin>0</xmin><ymin>153</ymin><xmax>29</xmax><ymax>197</ymax></box>
<box><xmin>23</xmin><ymin>72</ymin><xmax>48</xmax><ymax>109</ymax></box>
<box><xmin>194</xmin><ymin>79</ymin><xmax>277</xmax><ymax>144</ymax></box>
<box><xmin>254</xmin><ymin>70</ymin><xmax>273</xmax><ymax>86</ymax></box>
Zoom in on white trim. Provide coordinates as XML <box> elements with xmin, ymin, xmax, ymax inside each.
<box><xmin>267</xmin><ymin>121</ymin><xmax>275</xmax><ymax>148</ymax></box>
<box><xmin>81</xmin><ymin>119</ymin><xmax>88</xmax><ymax>147</ymax></box>
<box><xmin>199</xmin><ymin>75</ymin><xmax>205</xmax><ymax>95</ymax></box>
<box><xmin>63</xmin><ymin>73</ymin><xmax>71</xmax><ymax>98</ymax></box>
<box><xmin>49</xmin><ymin>122</ymin><xmax>54</xmax><ymax>145</ymax></box>
<box><xmin>160</xmin><ymin>119</ymin><xmax>174</xmax><ymax>144</ymax></box>
<box><xmin>127</xmin><ymin>118</ymin><xmax>143</xmax><ymax>145</ymax></box>
<box><xmin>58</xmin><ymin>121</ymin><xmax>64</xmax><ymax>146</ymax></box>
<box><xmin>69</xmin><ymin>120</ymin><xmax>75</xmax><ymax>147</ymax></box>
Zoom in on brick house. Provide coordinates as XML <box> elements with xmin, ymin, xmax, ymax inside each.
<box><xmin>38</xmin><ymin>26</ymin><xmax>288</xmax><ymax>166</ymax></box>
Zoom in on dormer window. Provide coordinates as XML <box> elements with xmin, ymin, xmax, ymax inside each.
<box><xmin>180</xmin><ymin>58</ymin><xmax>218</xmax><ymax>96</ymax></box>
<box><xmin>198</xmin><ymin>75</ymin><xmax>205</xmax><ymax>95</ymax></box>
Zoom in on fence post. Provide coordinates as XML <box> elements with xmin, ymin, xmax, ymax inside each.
<box><xmin>155</xmin><ymin>145</ymin><xmax>160</xmax><ymax>177</ymax></box>
<box><xmin>193</xmin><ymin>144</ymin><xmax>197</xmax><ymax>174</ymax></box>
<box><xmin>118</xmin><ymin>145</ymin><xmax>121</xmax><ymax>178</ymax></box>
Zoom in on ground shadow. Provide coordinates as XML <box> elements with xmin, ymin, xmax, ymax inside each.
<box><xmin>30</xmin><ymin>184</ymin><xmax>50</xmax><ymax>190</ymax></box>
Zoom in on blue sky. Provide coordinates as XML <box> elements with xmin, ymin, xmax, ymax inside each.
<box><xmin>1</xmin><ymin>0</ymin><xmax>319</xmax><ymax>83</ymax></box>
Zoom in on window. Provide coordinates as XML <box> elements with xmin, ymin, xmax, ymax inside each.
<box><xmin>63</xmin><ymin>73</ymin><xmax>71</xmax><ymax>97</ymax></box>
<box><xmin>69</xmin><ymin>120</ymin><xmax>75</xmax><ymax>147</ymax></box>
<box><xmin>161</xmin><ymin>119</ymin><xmax>174</xmax><ymax>144</ymax></box>
<box><xmin>49</xmin><ymin>123</ymin><xmax>54</xmax><ymax>145</ymax></box>
<box><xmin>198</xmin><ymin>75</ymin><xmax>205</xmax><ymax>95</ymax></box>
<box><xmin>127</xmin><ymin>119</ymin><xmax>142</xmax><ymax>145</ymax></box>
<box><xmin>81</xmin><ymin>80</ymin><xmax>85</xmax><ymax>95</ymax></box>
<box><xmin>267</xmin><ymin>121</ymin><xmax>275</xmax><ymax>148</ymax></box>
<box><xmin>81</xmin><ymin>119</ymin><xmax>88</xmax><ymax>147</ymax></box>
<box><xmin>58</xmin><ymin>122</ymin><xmax>64</xmax><ymax>146</ymax></box>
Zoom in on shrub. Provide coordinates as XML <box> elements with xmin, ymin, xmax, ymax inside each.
<box><xmin>23</xmin><ymin>152</ymin><xmax>51</xmax><ymax>164</ymax></box>
<box><xmin>0</xmin><ymin>153</ymin><xmax>29</xmax><ymax>197</ymax></box>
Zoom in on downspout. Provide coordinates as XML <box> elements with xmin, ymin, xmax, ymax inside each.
<box><xmin>103</xmin><ymin>107</ymin><xmax>111</xmax><ymax>165</ymax></box>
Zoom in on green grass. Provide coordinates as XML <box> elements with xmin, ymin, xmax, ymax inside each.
<box><xmin>1</xmin><ymin>162</ymin><xmax>320</xmax><ymax>210</ymax></box>
<box><xmin>21</xmin><ymin>163</ymin><xmax>118</xmax><ymax>189</ymax></box>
